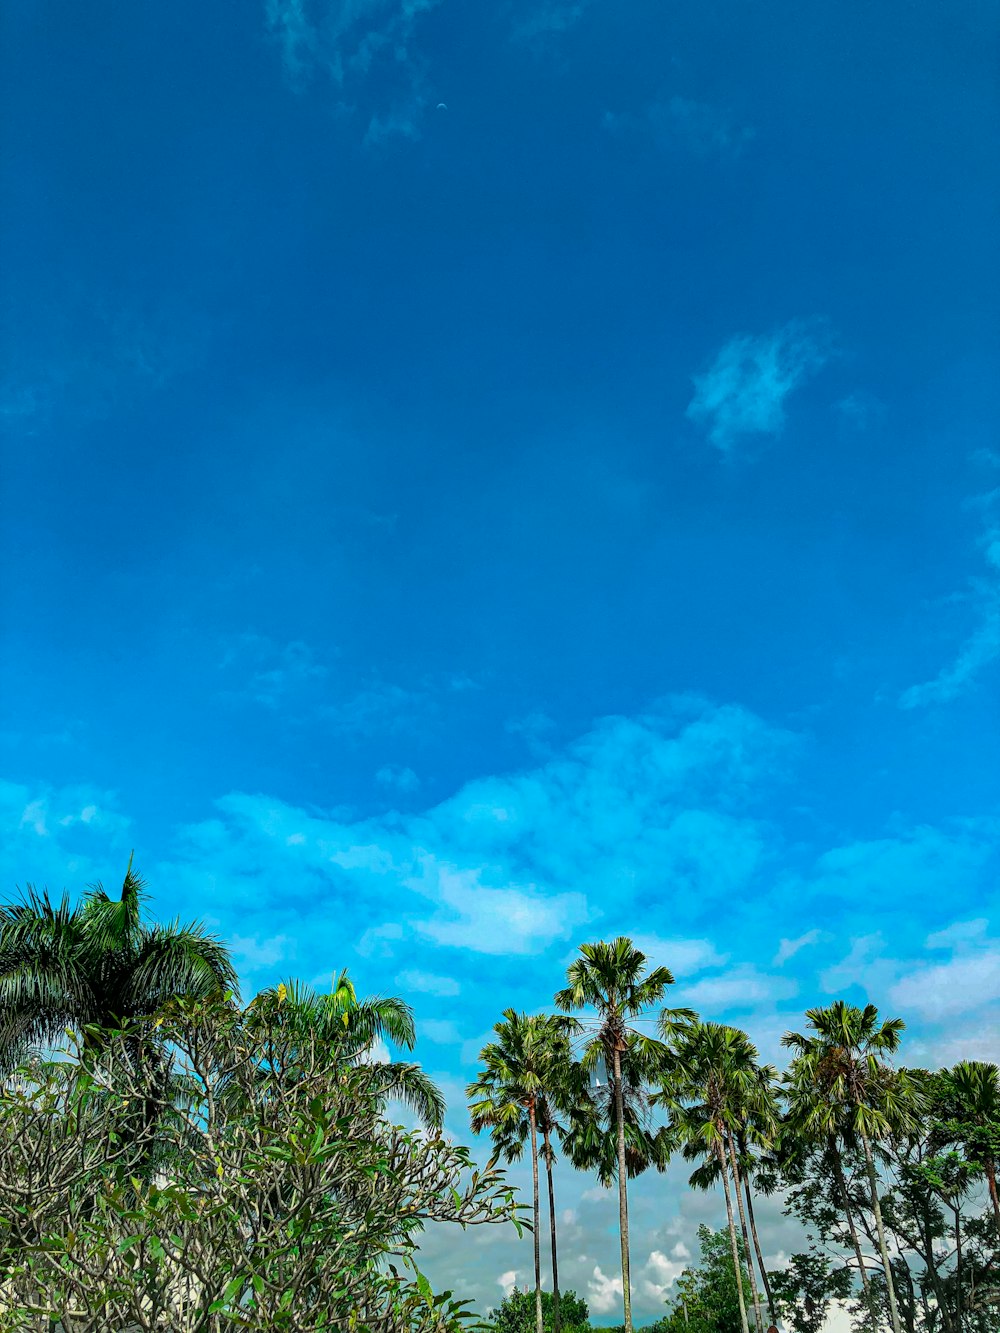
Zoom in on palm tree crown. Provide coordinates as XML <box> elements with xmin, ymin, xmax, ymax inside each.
<box><xmin>0</xmin><ymin>857</ymin><xmax>237</xmax><ymax>1066</ymax></box>
<box><xmin>251</xmin><ymin>969</ymin><xmax>445</xmax><ymax>1128</ymax></box>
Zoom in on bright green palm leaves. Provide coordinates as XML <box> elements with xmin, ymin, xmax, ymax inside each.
<box><xmin>555</xmin><ymin>936</ymin><xmax>692</xmax><ymax>1333</ymax></box>
<box><xmin>783</xmin><ymin>1001</ymin><xmax>921</xmax><ymax>1333</ymax></box>
<box><xmin>0</xmin><ymin>856</ymin><xmax>237</xmax><ymax>1068</ymax></box>
<box><xmin>654</xmin><ymin>1021</ymin><xmax>774</xmax><ymax>1333</ymax></box>
<box><xmin>251</xmin><ymin>969</ymin><xmax>445</xmax><ymax>1128</ymax></box>
<box><xmin>934</xmin><ymin>1059</ymin><xmax>1000</xmax><ymax>1238</ymax></box>
<box><xmin>469</xmin><ymin>1009</ymin><xmax>577</xmax><ymax>1333</ymax></box>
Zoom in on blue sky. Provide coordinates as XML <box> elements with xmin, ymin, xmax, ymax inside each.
<box><xmin>1</xmin><ymin>0</ymin><xmax>999</xmax><ymax>1322</ymax></box>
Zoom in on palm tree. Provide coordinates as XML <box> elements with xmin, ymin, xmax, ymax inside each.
<box><xmin>681</xmin><ymin>1038</ymin><xmax>780</xmax><ymax>1331</ymax></box>
<box><xmin>250</xmin><ymin>969</ymin><xmax>445</xmax><ymax>1127</ymax></box>
<box><xmin>0</xmin><ymin>856</ymin><xmax>237</xmax><ymax>1069</ymax></box>
<box><xmin>470</xmin><ymin>1017</ymin><xmax>582</xmax><ymax>1333</ymax></box>
<box><xmin>938</xmin><ymin>1060</ymin><xmax>1000</xmax><ymax>1238</ymax></box>
<box><xmin>783</xmin><ymin>1002</ymin><xmax>921</xmax><ymax>1333</ymax></box>
<box><xmin>554</xmin><ymin>937</ymin><xmax>692</xmax><ymax>1333</ymax></box>
<box><xmin>781</xmin><ymin>1057</ymin><xmax>877</xmax><ymax>1313</ymax></box>
<box><xmin>469</xmin><ymin>1011</ymin><xmax>577</xmax><ymax>1333</ymax></box>
<box><xmin>655</xmin><ymin>1021</ymin><xmax>767</xmax><ymax>1333</ymax></box>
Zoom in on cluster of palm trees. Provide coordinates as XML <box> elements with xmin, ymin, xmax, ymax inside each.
<box><xmin>2</xmin><ymin>871</ymin><xmax>997</xmax><ymax>1333</ymax></box>
<box><xmin>467</xmin><ymin>937</ymin><xmax>1000</xmax><ymax>1333</ymax></box>
<box><xmin>0</xmin><ymin>860</ymin><xmax>448</xmax><ymax>1128</ymax></box>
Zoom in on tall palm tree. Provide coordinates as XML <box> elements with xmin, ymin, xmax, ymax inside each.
<box><xmin>655</xmin><ymin>1021</ymin><xmax>768</xmax><ymax>1333</ymax></box>
<box><xmin>781</xmin><ymin>1059</ymin><xmax>877</xmax><ymax>1312</ymax></box>
<box><xmin>783</xmin><ymin>1002</ymin><xmax>921</xmax><ymax>1333</ymax></box>
<box><xmin>555</xmin><ymin>937</ymin><xmax>692</xmax><ymax>1333</ymax></box>
<box><xmin>0</xmin><ymin>856</ymin><xmax>237</xmax><ymax>1069</ymax></box>
<box><xmin>250</xmin><ymin>969</ymin><xmax>445</xmax><ymax>1127</ymax></box>
<box><xmin>683</xmin><ymin>1041</ymin><xmax>780</xmax><ymax>1331</ymax></box>
<box><xmin>471</xmin><ymin>1018</ymin><xmax>583</xmax><ymax>1333</ymax></box>
<box><xmin>938</xmin><ymin>1060</ymin><xmax>1000</xmax><ymax>1238</ymax></box>
<box><xmin>469</xmin><ymin>1010</ymin><xmax>577</xmax><ymax>1333</ymax></box>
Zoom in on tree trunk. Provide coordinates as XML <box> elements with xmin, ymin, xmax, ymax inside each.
<box><xmin>727</xmin><ymin>1131</ymin><xmax>764</xmax><ymax>1333</ymax></box>
<box><xmin>833</xmin><ymin>1146</ymin><xmax>874</xmax><ymax>1304</ymax></box>
<box><xmin>612</xmin><ymin>1047</ymin><xmax>633</xmax><ymax>1333</ymax></box>
<box><xmin>742</xmin><ymin>1168</ymin><xmax>777</xmax><ymax>1325</ymax></box>
<box><xmin>543</xmin><ymin>1125</ymin><xmax>561</xmax><ymax>1333</ymax></box>
<box><xmin>861</xmin><ymin>1131</ymin><xmax>902</xmax><ymax>1333</ymax></box>
<box><xmin>529</xmin><ymin>1100</ymin><xmax>543</xmax><ymax>1333</ymax></box>
<box><xmin>986</xmin><ymin>1158</ymin><xmax>1000</xmax><ymax>1240</ymax></box>
<box><xmin>718</xmin><ymin>1137</ymin><xmax>751</xmax><ymax>1333</ymax></box>
<box><xmin>953</xmin><ymin>1204</ymin><xmax>963</xmax><ymax>1332</ymax></box>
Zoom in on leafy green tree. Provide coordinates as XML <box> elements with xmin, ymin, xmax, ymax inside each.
<box><xmin>0</xmin><ymin>857</ymin><xmax>236</xmax><ymax>1071</ymax></box>
<box><xmin>249</xmin><ymin>969</ymin><xmax>445</xmax><ymax>1127</ymax></box>
<box><xmin>783</xmin><ymin>1003</ymin><xmax>922</xmax><ymax>1333</ymax></box>
<box><xmin>651</xmin><ymin>1225</ymin><xmax>753</xmax><ymax>1333</ymax></box>
<box><xmin>487</xmin><ymin>1287</ymin><xmax>591</xmax><ymax>1333</ymax></box>
<box><xmin>768</xmin><ymin>1247</ymin><xmax>854</xmax><ymax>1333</ymax></box>
<box><xmin>555</xmin><ymin>937</ymin><xmax>692</xmax><ymax>1333</ymax></box>
<box><xmin>0</xmin><ymin>990</ymin><xmax>523</xmax><ymax>1331</ymax></box>
<box><xmin>470</xmin><ymin>1010</ymin><xmax>579</xmax><ymax>1333</ymax></box>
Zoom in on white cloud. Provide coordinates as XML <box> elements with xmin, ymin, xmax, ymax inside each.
<box><xmin>587</xmin><ymin>1263</ymin><xmax>624</xmax><ymax>1314</ymax></box>
<box><xmin>683</xmin><ymin>964</ymin><xmax>798</xmax><ymax>1013</ymax></box>
<box><xmin>376</xmin><ymin>764</ymin><xmax>420</xmax><ymax>795</ymax></box>
<box><xmin>900</xmin><ymin>500</ymin><xmax>1000</xmax><ymax>708</ymax></box>
<box><xmin>219</xmin><ymin>634</ymin><xmax>328</xmax><ymax>709</ymax></box>
<box><xmin>818</xmin><ymin>932</ymin><xmax>893</xmax><ymax>997</ymax></box>
<box><xmin>604</xmin><ymin>97</ymin><xmax>754</xmax><ymax>158</ymax></box>
<box><xmin>890</xmin><ymin>951</ymin><xmax>1000</xmax><ymax>1021</ymax></box>
<box><xmin>265</xmin><ymin>0</ymin><xmax>441</xmax><ymax>143</ymax></box>
<box><xmin>496</xmin><ymin>1269</ymin><xmax>518</xmax><ymax>1298</ymax></box>
<box><xmin>396</xmin><ymin>968</ymin><xmax>460</xmax><ymax>997</ymax></box>
<box><xmin>639</xmin><ymin>1241</ymin><xmax>691</xmax><ymax>1301</ymax></box>
<box><xmin>629</xmin><ymin>933</ymin><xmax>729</xmax><ymax>979</ymax></box>
<box><xmin>773</xmin><ymin>928</ymin><xmax>822</xmax><ymax>966</ymax></box>
<box><xmin>926</xmin><ymin>918</ymin><xmax>988</xmax><ymax>949</ymax></box>
<box><xmin>687</xmin><ymin>320</ymin><xmax>832</xmax><ymax>455</ymax></box>
<box><xmin>512</xmin><ymin>0</ymin><xmax>594</xmax><ymax>44</ymax></box>
<box><xmin>419</xmin><ymin>1018</ymin><xmax>463</xmax><ymax>1045</ymax></box>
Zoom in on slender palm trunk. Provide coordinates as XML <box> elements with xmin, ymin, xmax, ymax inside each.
<box><xmin>833</xmin><ymin>1147</ymin><xmax>873</xmax><ymax>1305</ymax></box>
<box><xmin>529</xmin><ymin>1101</ymin><xmax>543</xmax><ymax>1333</ymax></box>
<box><xmin>543</xmin><ymin>1126</ymin><xmax>562</xmax><ymax>1333</ymax></box>
<box><xmin>986</xmin><ymin>1158</ymin><xmax>1000</xmax><ymax>1240</ymax></box>
<box><xmin>727</xmin><ymin>1132</ymin><xmax>764</xmax><ymax>1333</ymax></box>
<box><xmin>717</xmin><ymin>1137</ymin><xmax>750</xmax><ymax>1333</ymax></box>
<box><xmin>861</xmin><ymin>1132</ymin><xmax>902</xmax><ymax>1333</ymax></box>
<box><xmin>953</xmin><ymin>1204</ymin><xmax>963</xmax><ymax>1332</ymax></box>
<box><xmin>612</xmin><ymin>1047</ymin><xmax>633</xmax><ymax>1333</ymax></box>
<box><xmin>742</xmin><ymin>1171</ymin><xmax>776</xmax><ymax>1325</ymax></box>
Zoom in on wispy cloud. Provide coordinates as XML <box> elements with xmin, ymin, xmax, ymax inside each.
<box><xmin>899</xmin><ymin>496</ymin><xmax>1000</xmax><ymax>708</ymax></box>
<box><xmin>686</xmin><ymin>320</ymin><xmax>833</xmax><ymax>456</ymax></box>
<box><xmin>773</xmin><ymin>928</ymin><xmax>822</xmax><ymax>966</ymax></box>
<box><xmin>511</xmin><ymin>0</ymin><xmax>595</xmax><ymax>46</ymax></box>
<box><xmin>219</xmin><ymin>634</ymin><xmax>329</xmax><ymax>709</ymax></box>
<box><xmin>265</xmin><ymin>0</ymin><xmax>441</xmax><ymax>142</ymax></box>
<box><xmin>603</xmin><ymin>96</ymin><xmax>755</xmax><ymax>159</ymax></box>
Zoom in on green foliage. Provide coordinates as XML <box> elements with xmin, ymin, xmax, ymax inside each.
<box><xmin>768</xmin><ymin>1246</ymin><xmax>854</xmax><ymax>1333</ymax></box>
<box><xmin>649</xmin><ymin>1226</ymin><xmax>751</xmax><ymax>1333</ymax></box>
<box><xmin>0</xmin><ymin>858</ymin><xmax>237</xmax><ymax>1070</ymax></box>
<box><xmin>0</xmin><ymin>990</ymin><xmax>524</xmax><ymax>1332</ymax></box>
<box><xmin>487</xmin><ymin>1287</ymin><xmax>591</xmax><ymax>1332</ymax></box>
